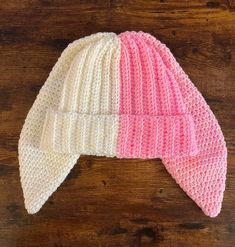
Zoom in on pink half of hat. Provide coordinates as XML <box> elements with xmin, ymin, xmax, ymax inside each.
<box><xmin>116</xmin><ymin>32</ymin><xmax>227</xmax><ymax>217</ymax></box>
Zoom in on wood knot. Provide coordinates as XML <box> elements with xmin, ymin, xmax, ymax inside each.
<box><xmin>134</xmin><ymin>227</ymin><xmax>157</xmax><ymax>244</ymax></box>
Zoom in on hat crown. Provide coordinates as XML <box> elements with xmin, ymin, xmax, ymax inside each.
<box><xmin>59</xmin><ymin>31</ymin><xmax>187</xmax><ymax>117</ymax></box>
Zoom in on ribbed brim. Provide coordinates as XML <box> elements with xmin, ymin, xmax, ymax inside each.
<box><xmin>40</xmin><ymin>109</ymin><xmax>198</xmax><ymax>158</ymax></box>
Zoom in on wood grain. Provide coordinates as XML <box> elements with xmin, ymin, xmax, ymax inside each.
<box><xmin>0</xmin><ymin>1</ymin><xmax>235</xmax><ymax>246</ymax></box>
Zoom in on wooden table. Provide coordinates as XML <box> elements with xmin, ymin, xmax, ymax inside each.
<box><xmin>0</xmin><ymin>1</ymin><xmax>235</xmax><ymax>246</ymax></box>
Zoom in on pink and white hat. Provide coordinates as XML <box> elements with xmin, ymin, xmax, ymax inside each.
<box><xmin>19</xmin><ymin>31</ymin><xmax>227</xmax><ymax>216</ymax></box>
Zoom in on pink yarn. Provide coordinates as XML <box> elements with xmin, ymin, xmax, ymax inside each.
<box><xmin>117</xmin><ymin>31</ymin><xmax>227</xmax><ymax>217</ymax></box>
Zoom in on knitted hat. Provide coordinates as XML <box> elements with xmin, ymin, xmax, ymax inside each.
<box><xmin>19</xmin><ymin>31</ymin><xmax>227</xmax><ymax>217</ymax></box>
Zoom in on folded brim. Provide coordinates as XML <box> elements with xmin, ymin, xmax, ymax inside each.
<box><xmin>40</xmin><ymin>109</ymin><xmax>198</xmax><ymax>158</ymax></box>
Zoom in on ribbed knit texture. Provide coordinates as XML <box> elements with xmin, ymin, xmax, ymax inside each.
<box><xmin>19</xmin><ymin>31</ymin><xmax>227</xmax><ymax>217</ymax></box>
<box><xmin>41</xmin><ymin>110</ymin><xmax>119</xmax><ymax>156</ymax></box>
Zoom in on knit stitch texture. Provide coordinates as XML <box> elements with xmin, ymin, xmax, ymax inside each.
<box><xmin>18</xmin><ymin>31</ymin><xmax>227</xmax><ymax>217</ymax></box>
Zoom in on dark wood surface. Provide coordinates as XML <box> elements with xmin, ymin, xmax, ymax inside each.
<box><xmin>0</xmin><ymin>1</ymin><xmax>235</xmax><ymax>246</ymax></box>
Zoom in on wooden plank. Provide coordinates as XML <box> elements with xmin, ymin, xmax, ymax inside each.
<box><xmin>0</xmin><ymin>1</ymin><xmax>235</xmax><ymax>246</ymax></box>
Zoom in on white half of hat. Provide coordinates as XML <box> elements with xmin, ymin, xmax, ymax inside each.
<box><xmin>18</xmin><ymin>32</ymin><xmax>121</xmax><ymax>214</ymax></box>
